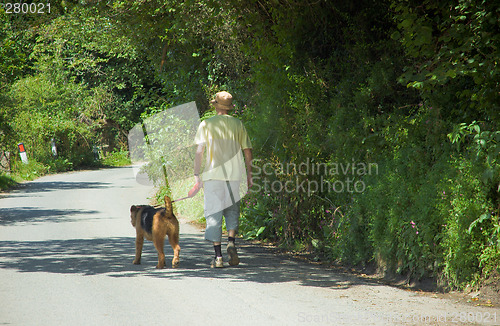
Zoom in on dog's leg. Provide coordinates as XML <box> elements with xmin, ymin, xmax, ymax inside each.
<box><xmin>133</xmin><ymin>232</ymin><xmax>144</xmax><ymax>265</ymax></box>
<box><xmin>153</xmin><ymin>234</ymin><xmax>166</xmax><ymax>269</ymax></box>
<box><xmin>168</xmin><ymin>231</ymin><xmax>181</xmax><ymax>268</ymax></box>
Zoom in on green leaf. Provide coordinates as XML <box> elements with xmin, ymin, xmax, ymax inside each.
<box><xmin>472</xmin><ymin>123</ymin><xmax>480</xmax><ymax>134</ymax></box>
<box><xmin>391</xmin><ymin>31</ymin><xmax>401</xmax><ymax>40</ymax></box>
<box><xmin>446</xmin><ymin>70</ymin><xmax>457</xmax><ymax>78</ymax></box>
<box><xmin>256</xmin><ymin>226</ymin><xmax>266</xmax><ymax>237</ymax></box>
<box><xmin>468</xmin><ymin>213</ymin><xmax>491</xmax><ymax>234</ymax></box>
<box><xmin>408</xmin><ymin>81</ymin><xmax>424</xmax><ymax>89</ymax></box>
<box><xmin>400</xmin><ymin>19</ymin><xmax>413</xmax><ymax>28</ymax></box>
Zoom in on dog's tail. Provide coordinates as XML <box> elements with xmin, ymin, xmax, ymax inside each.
<box><xmin>164</xmin><ymin>195</ymin><xmax>174</xmax><ymax>217</ymax></box>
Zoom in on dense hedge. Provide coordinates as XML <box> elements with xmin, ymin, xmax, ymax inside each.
<box><xmin>232</xmin><ymin>0</ymin><xmax>499</xmax><ymax>288</ymax></box>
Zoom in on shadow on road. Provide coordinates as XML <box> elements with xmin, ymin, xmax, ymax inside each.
<box><xmin>0</xmin><ymin>233</ymin><xmax>365</xmax><ymax>290</ymax></box>
<box><xmin>0</xmin><ymin>207</ymin><xmax>100</xmax><ymax>225</ymax></box>
<box><xmin>0</xmin><ymin>181</ymin><xmax>112</xmax><ymax>199</ymax></box>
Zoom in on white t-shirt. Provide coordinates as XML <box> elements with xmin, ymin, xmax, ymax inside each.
<box><xmin>194</xmin><ymin>114</ymin><xmax>252</xmax><ymax>181</ymax></box>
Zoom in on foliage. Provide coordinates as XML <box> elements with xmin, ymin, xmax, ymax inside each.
<box><xmin>0</xmin><ymin>173</ymin><xmax>17</xmax><ymax>190</ymax></box>
<box><xmin>234</xmin><ymin>0</ymin><xmax>498</xmax><ymax>289</ymax></box>
<box><xmin>101</xmin><ymin>150</ymin><xmax>131</xmax><ymax>167</ymax></box>
<box><xmin>392</xmin><ymin>0</ymin><xmax>499</xmax><ymax>123</ymax></box>
<box><xmin>1</xmin><ymin>4</ymin><xmax>162</xmax><ymax>172</ymax></box>
<box><xmin>10</xmin><ymin>158</ymin><xmax>49</xmax><ymax>181</ymax></box>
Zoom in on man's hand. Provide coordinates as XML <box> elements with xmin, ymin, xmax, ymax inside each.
<box><xmin>247</xmin><ymin>173</ymin><xmax>253</xmax><ymax>191</ymax></box>
<box><xmin>194</xmin><ymin>175</ymin><xmax>203</xmax><ymax>190</ymax></box>
<box><xmin>243</xmin><ymin>148</ymin><xmax>253</xmax><ymax>192</ymax></box>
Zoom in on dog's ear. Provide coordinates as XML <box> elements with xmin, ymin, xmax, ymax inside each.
<box><xmin>130</xmin><ymin>205</ymin><xmax>138</xmax><ymax>213</ymax></box>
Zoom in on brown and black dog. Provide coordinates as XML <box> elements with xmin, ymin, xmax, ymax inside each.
<box><xmin>130</xmin><ymin>196</ymin><xmax>180</xmax><ymax>268</ymax></box>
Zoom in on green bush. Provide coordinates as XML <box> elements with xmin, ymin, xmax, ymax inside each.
<box><xmin>11</xmin><ymin>159</ymin><xmax>49</xmax><ymax>181</ymax></box>
<box><xmin>0</xmin><ymin>173</ymin><xmax>17</xmax><ymax>190</ymax></box>
<box><xmin>101</xmin><ymin>150</ymin><xmax>131</xmax><ymax>167</ymax></box>
<box><xmin>439</xmin><ymin>157</ymin><xmax>496</xmax><ymax>287</ymax></box>
<box><xmin>47</xmin><ymin>158</ymin><xmax>73</xmax><ymax>173</ymax></box>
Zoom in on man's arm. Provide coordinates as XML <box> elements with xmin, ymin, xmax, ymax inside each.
<box><xmin>194</xmin><ymin>144</ymin><xmax>204</xmax><ymax>187</ymax></box>
<box><xmin>243</xmin><ymin>148</ymin><xmax>253</xmax><ymax>190</ymax></box>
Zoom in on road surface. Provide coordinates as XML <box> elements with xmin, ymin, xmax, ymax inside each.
<box><xmin>1</xmin><ymin>167</ymin><xmax>499</xmax><ymax>325</ymax></box>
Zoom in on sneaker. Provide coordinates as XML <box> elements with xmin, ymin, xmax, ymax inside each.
<box><xmin>210</xmin><ymin>257</ymin><xmax>224</xmax><ymax>268</ymax></box>
<box><xmin>227</xmin><ymin>242</ymin><xmax>240</xmax><ymax>266</ymax></box>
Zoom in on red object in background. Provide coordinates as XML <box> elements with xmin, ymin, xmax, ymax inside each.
<box><xmin>18</xmin><ymin>142</ymin><xmax>29</xmax><ymax>164</ymax></box>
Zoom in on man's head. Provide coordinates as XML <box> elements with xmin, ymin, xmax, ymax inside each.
<box><xmin>210</xmin><ymin>91</ymin><xmax>233</xmax><ymax>111</ymax></box>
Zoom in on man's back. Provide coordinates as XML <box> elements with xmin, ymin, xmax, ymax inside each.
<box><xmin>195</xmin><ymin>114</ymin><xmax>252</xmax><ymax>181</ymax></box>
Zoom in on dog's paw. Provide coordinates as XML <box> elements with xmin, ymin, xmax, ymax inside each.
<box><xmin>172</xmin><ymin>258</ymin><xmax>180</xmax><ymax>268</ymax></box>
<box><xmin>133</xmin><ymin>259</ymin><xmax>141</xmax><ymax>265</ymax></box>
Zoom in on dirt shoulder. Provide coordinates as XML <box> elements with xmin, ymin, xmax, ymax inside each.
<box><xmin>181</xmin><ymin>216</ymin><xmax>500</xmax><ymax>310</ymax></box>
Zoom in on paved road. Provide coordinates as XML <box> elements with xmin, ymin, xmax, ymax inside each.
<box><xmin>1</xmin><ymin>167</ymin><xmax>499</xmax><ymax>326</ymax></box>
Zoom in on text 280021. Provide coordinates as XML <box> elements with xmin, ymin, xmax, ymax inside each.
<box><xmin>1</xmin><ymin>3</ymin><xmax>51</xmax><ymax>14</ymax></box>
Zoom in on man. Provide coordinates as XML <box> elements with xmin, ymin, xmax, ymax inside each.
<box><xmin>194</xmin><ymin>91</ymin><xmax>253</xmax><ymax>268</ymax></box>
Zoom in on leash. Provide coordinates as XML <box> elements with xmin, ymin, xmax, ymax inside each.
<box><xmin>173</xmin><ymin>159</ymin><xmax>238</xmax><ymax>204</ymax></box>
<box><xmin>172</xmin><ymin>183</ymin><xmax>201</xmax><ymax>202</ymax></box>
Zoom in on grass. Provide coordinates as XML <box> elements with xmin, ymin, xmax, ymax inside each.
<box><xmin>101</xmin><ymin>150</ymin><xmax>131</xmax><ymax>167</ymax></box>
<box><xmin>0</xmin><ymin>150</ymin><xmax>132</xmax><ymax>192</ymax></box>
<box><xmin>0</xmin><ymin>173</ymin><xmax>18</xmax><ymax>191</ymax></box>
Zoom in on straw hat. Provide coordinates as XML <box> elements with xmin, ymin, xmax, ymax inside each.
<box><xmin>210</xmin><ymin>91</ymin><xmax>233</xmax><ymax>110</ymax></box>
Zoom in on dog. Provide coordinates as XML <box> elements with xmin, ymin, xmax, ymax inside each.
<box><xmin>130</xmin><ymin>196</ymin><xmax>180</xmax><ymax>268</ymax></box>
